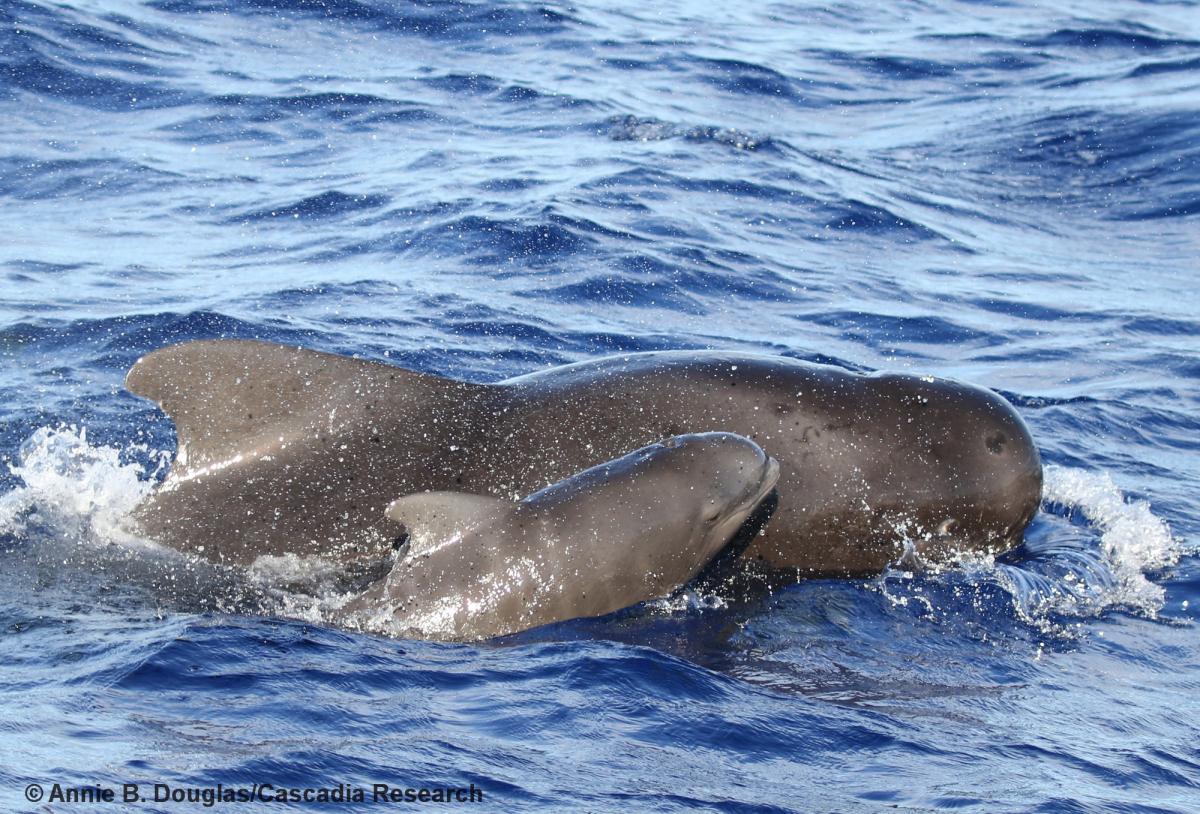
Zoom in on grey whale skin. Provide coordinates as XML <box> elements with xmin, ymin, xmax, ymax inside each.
<box><xmin>334</xmin><ymin>433</ymin><xmax>780</xmax><ymax>640</ymax></box>
<box><xmin>125</xmin><ymin>339</ymin><xmax>1042</xmax><ymax>578</ymax></box>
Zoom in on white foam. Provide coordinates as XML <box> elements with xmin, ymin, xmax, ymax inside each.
<box><xmin>0</xmin><ymin>425</ymin><xmax>162</xmax><ymax>542</ymax></box>
<box><xmin>1041</xmin><ymin>464</ymin><xmax>1180</xmax><ymax>613</ymax></box>
<box><xmin>0</xmin><ymin>426</ymin><xmax>384</xmax><ymax>626</ymax></box>
<box><xmin>874</xmin><ymin>464</ymin><xmax>1182</xmax><ymax>634</ymax></box>
<box><xmin>1042</xmin><ymin>466</ymin><xmax>1180</xmax><ymax>570</ymax></box>
<box><xmin>647</xmin><ymin>589</ymin><xmax>729</xmax><ymax>615</ymax></box>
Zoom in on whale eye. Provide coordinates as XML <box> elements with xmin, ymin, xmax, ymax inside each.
<box><xmin>703</xmin><ymin>501</ymin><xmax>722</xmax><ymax>523</ymax></box>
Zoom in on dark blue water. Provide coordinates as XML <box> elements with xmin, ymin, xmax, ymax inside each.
<box><xmin>2</xmin><ymin>1</ymin><xmax>1198</xmax><ymax>811</ymax></box>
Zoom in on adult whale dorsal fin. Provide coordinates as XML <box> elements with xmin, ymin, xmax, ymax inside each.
<box><xmin>386</xmin><ymin>492</ymin><xmax>514</xmax><ymax>553</ymax></box>
<box><xmin>125</xmin><ymin>339</ymin><xmax>461</xmax><ymax>478</ymax></box>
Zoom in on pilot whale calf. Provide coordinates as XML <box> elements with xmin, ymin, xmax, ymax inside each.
<box><xmin>335</xmin><ymin>433</ymin><xmax>780</xmax><ymax>641</ymax></box>
<box><xmin>125</xmin><ymin>340</ymin><xmax>1042</xmax><ymax>578</ymax></box>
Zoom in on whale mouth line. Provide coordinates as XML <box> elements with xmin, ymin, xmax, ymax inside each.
<box><xmin>736</xmin><ymin>456</ymin><xmax>781</xmax><ymax>516</ymax></box>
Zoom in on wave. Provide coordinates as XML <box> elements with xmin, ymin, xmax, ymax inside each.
<box><xmin>0</xmin><ymin>2</ymin><xmax>192</xmax><ymax>110</ymax></box>
<box><xmin>805</xmin><ymin>310</ymin><xmax>1005</xmax><ymax>349</ymax></box>
<box><xmin>604</xmin><ymin>114</ymin><xmax>790</xmax><ymax>153</ymax></box>
<box><xmin>687</xmin><ymin>56</ymin><xmax>803</xmax><ymax>100</ymax></box>
<box><xmin>228</xmin><ymin>190</ymin><xmax>391</xmax><ymax>223</ymax></box>
<box><xmin>0</xmin><ymin>311</ymin><xmax>289</xmax><ymax>366</ymax></box>
<box><xmin>1030</xmin><ymin>27</ymin><xmax>1197</xmax><ymax>52</ymax></box>
<box><xmin>963</xmin><ymin>107</ymin><xmax>1200</xmax><ymax>222</ymax></box>
<box><xmin>149</xmin><ymin>0</ymin><xmax>580</xmax><ymax>39</ymax></box>
<box><xmin>1039</xmin><ymin>466</ymin><xmax>1179</xmax><ymax>597</ymax></box>
<box><xmin>303</xmin><ymin>212</ymin><xmax>638</xmax><ymax>266</ymax></box>
<box><xmin>1127</xmin><ymin>55</ymin><xmax>1200</xmax><ymax>79</ymax></box>
<box><xmin>0</xmin><ymin>156</ymin><xmax>180</xmax><ymax>200</ymax></box>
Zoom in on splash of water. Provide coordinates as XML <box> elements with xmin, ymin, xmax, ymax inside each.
<box><xmin>0</xmin><ymin>425</ymin><xmax>162</xmax><ymax>542</ymax></box>
<box><xmin>0</xmin><ymin>426</ymin><xmax>323</xmax><ymax>616</ymax></box>
<box><xmin>877</xmin><ymin>464</ymin><xmax>1181</xmax><ymax>635</ymax></box>
<box><xmin>1043</xmin><ymin>465</ymin><xmax>1178</xmax><ymax>569</ymax></box>
<box><xmin>0</xmin><ymin>426</ymin><xmax>385</xmax><ymax>624</ymax></box>
<box><xmin>1034</xmin><ymin>464</ymin><xmax>1180</xmax><ymax>614</ymax></box>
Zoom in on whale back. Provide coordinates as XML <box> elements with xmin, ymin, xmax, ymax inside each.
<box><xmin>125</xmin><ymin>339</ymin><xmax>493</xmax><ymax>567</ymax></box>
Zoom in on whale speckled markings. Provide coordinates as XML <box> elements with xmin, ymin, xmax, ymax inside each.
<box><xmin>334</xmin><ymin>433</ymin><xmax>780</xmax><ymax>641</ymax></box>
<box><xmin>125</xmin><ymin>340</ymin><xmax>1042</xmax><ymax>578</ymax></box>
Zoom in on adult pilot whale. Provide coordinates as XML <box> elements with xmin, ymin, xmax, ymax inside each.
<box><xmin>125</xmin><ymin>339</ymin><xmax>1042</xmax><ymax>577</ymax></box>
<box><xmin>335</xmin><ymin>433</ymin><xmax>780</xmax><ymax>640</ymax></box>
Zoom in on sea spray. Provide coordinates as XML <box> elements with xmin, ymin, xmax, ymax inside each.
<box><xmin>1040</xmin><ymin>464</ymin><xmax>1180</xmax><ymax>611</ymax></box>
<box><xmin>0</xmin><ymin>425</ymin><xmax>162</xmax><ymax>541</ymax></box>
<box><xmin>875</xmin><ymin>465</ymin><xmax>1182</xmax><ymax>636</ymax></box>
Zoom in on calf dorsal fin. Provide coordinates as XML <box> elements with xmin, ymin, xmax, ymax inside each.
<box><xmin>386</xmin><ymin>492</ymin><xmax>514</xmax><ymax>553</ymax></box>
<box><xmin>125</xmin><ymin>339</ymin><xmax>458</xmax><ymax>477</ymax></box>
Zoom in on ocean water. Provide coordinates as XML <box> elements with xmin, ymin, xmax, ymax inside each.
<box><xmin>1</xmin><ymin>0</ymin><xmax>1198</xmax><ymax>810</ymax></box>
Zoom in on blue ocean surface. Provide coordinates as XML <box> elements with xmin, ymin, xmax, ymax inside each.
<box><xmin>1</xmin><ymin>0</ymin><xmax>1198</xmax><ymax>811</ymax></box>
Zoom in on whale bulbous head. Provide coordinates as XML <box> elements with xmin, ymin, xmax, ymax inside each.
<box><xmin>639</xmin><ymin>432</ymin><xmax>781</xmax><ymax>561</ymax></box>
<box><xmin>878</xmin><ymin>375</ymin><xmax>1043</xmax><ymax>562</ymax></box>
<box><xmin>972</xmin><ymin>390</ymin><xmax>1042</xmax><ymax>545</ymax></box>
<box><xmin>520</xmin><ymin>431</ymin><xmax>780</xmax><ymax>600</ymax></box>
